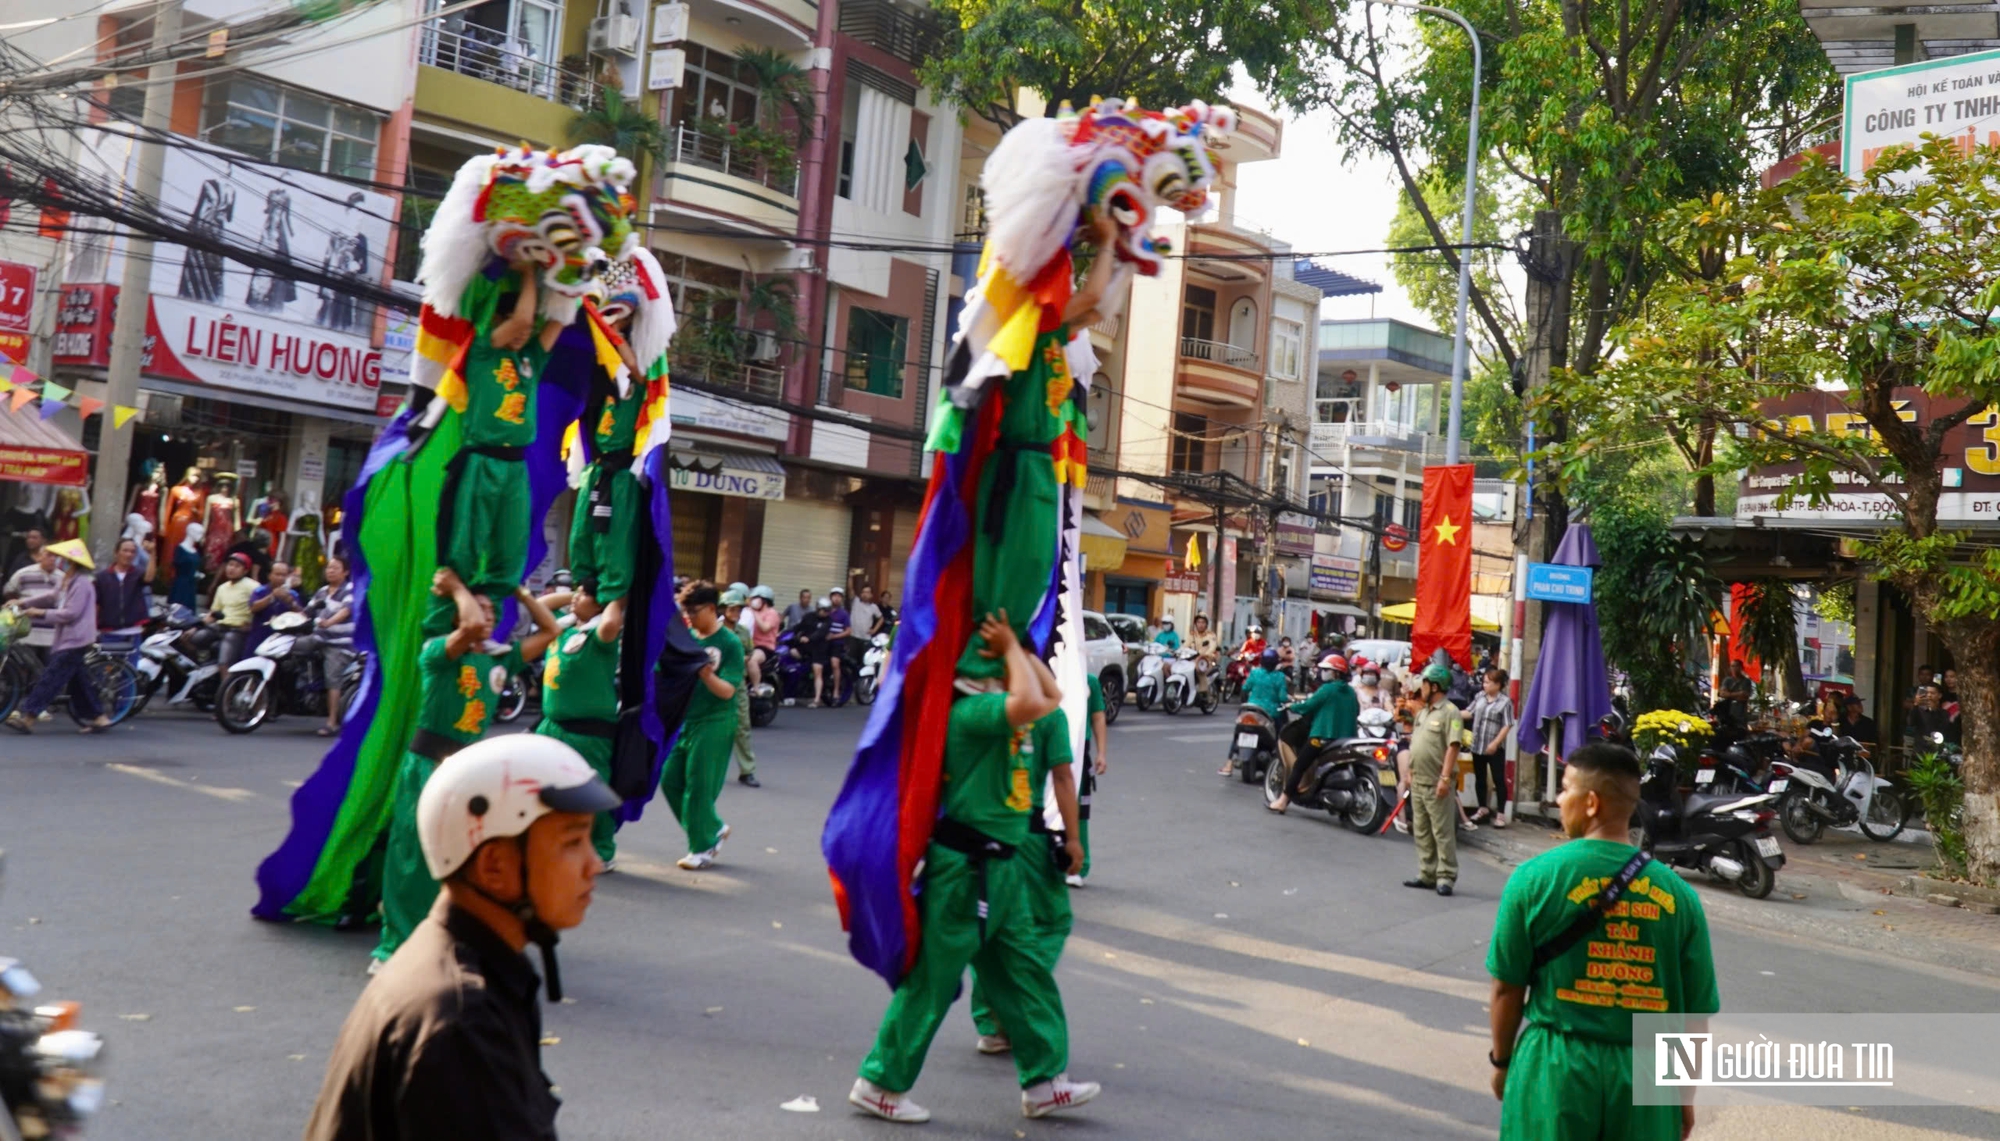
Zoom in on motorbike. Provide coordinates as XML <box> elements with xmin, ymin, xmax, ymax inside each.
<box><xmin>1691</xmin><ymin>730</ymin><xmax>1788</xmax><ymax>796</ymax></box>
<box><xmin>1161</xmin><ymin>647</ymin><xmax>1217</xmax><ymax>715</ymax></box>
<box><xmin>1133</xmin><ymin>642</ymin><xmax>1167</xmax><ymax>712</ymax></box>
<box><xmin>495</xmin><ymin>667</ymin><xmax>539</xmax><ymax>724</ymax></box>
<box><xmin>1218</xmin><ymin>652</ymin><xmax>1252</xmax><ymax>704</ymax></box>
<box><xmin>1769</xmin><ymin>733</ymin><xmax>1908</xmax><ymax>844</ymax></box>
<box><xmin>1228</xmin><ymin>706</ymin><xmax>1281</xmax><ymax>785</ymax></box>
<box><xmin>1633</xmin><ymin>745</ymin><xmax>1785</xmax><ymax>899</ymax></box>
<box><xmin>1</xmin><ymin>854</ymin><xmax>107</xmax><ymax>1139</ymax></box>
<box><xmin>132</xmin><ymin>605</ymin><xmax>220</xmax><ymax>715</ymax></box>
<box><xmin>773</xmin><ymin>628</ymin><xmax>852</xmax><ymax>708</ymax></box>
<box><xmin>1262</xmin><ymin>730</ymin><xmax>1398</xmax><ymax>833</ymax></box>
<box><xmin>215</xmin><ymin>612</ymin><xmax>342</xmax><ymax>734</ymax></box>
<box><xmin>855</xmin><ymin>632</ymin><xmax>891</xmax><ymax>706</ymax></box>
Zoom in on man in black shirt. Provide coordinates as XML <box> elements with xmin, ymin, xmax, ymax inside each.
<box><xmin>305</xmin><ymin>735</ymin><xmax>620</xmax><ymax>1141</ymax></box>
<box><xmin>1838</xmin><ymin>696</ymin><xmax>1878</xmax><ymax>748</ymax></box>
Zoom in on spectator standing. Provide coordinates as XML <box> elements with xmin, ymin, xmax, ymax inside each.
<box><xmin>784</xmin><ymin>588</ymin><xmax>815</xmax><ymax>629</ymax></box>
<box><xmin>1908</xmin><ymin>684</ymin><xmax>1957</xmax><ymax>748</ymax></box>
<box><xmin>310</xmin><ymin>555</ymin><xmax>356</xmax><ymax>737</ymax></box>
<box><xmin>95</xmin><ymin>538</ymin><xmax>152</xmax><ymax>648</ymax></box>
<box><xmin>1486</xmin><ymin>742</ymin><xmax>1718</xmax><ymax>1141</ymax></box>
<box><xmin>850</xmin><ymin>584</ymin><xmax>884</xmax><ymax>644</ymax></box>
<box><xmin>825</xmin><ymin>589</ymin><xmax>852</xmax><ymax>701</ymax></box>
<box><xmin>4</xmin><ymin>540</ymin><xmax>111</xmax><ymax>734</ymax></box>
<box><xmin>5</xmin><ymin>545</ymin><xmax>62</xmax><ymax>647</ymax></box>
<box><xmin>2</xmin><ymin>527</ymin><xmax>45</xmax><ymax>578</ymax></box>
<box><xmin>1464</xmin><ymin>669</ymin><xmax>1515</xmax><ymax>827</ymax></box>
<box><xmin>720</xmin><ymin>588</ymin><xmax>760</xmax><ymax>789</ymax></box>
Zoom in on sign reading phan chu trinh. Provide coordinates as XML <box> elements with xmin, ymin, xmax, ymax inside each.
<box><xmin>1735</xmin><ymin>388</ymin><xmax>2000</xmax><ymax>526</ymax></box>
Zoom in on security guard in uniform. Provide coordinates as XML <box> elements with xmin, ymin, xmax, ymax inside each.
<box><xmin>1403</xmin><ymin>662</ymin><xmax>1463</xmax><ymax>896</ymax></box>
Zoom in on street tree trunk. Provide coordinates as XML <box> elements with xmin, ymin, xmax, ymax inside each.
<box><xmin>1920</xmin><ymin>611</ymin><xmax>2000</xmax><ymax>881</ymax></box>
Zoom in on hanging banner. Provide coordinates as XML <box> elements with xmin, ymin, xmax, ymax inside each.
<box><xmin>0</xmin><ymin>260</ymin><xmax>36</xmax><ymax>365</ymax></box>
<box><xmin>1737</xmin><ymin>388</ymin><xmax>2000</xmax><ymax>523</ymax></box>
<box><xmin>1311</xmin><ymin>555</ymin><xmax>1362</xmax><ymax>599</ymax></box>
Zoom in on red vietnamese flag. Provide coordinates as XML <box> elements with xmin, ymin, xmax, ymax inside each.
<box><xmin>1412</xmin><ymin>463</ymin><xmax>1474</xmax><ymax>670</ymax></box>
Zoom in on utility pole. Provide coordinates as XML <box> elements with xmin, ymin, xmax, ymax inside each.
<box><xmin>89</xmin><ymin>0</ymin><xmax>182</xmax><ymax>562</ymax></box>
<box><xmin>1515</xmin><ymin>208</ymin><xmax>1571</xmax><ymax>808</ymax></box>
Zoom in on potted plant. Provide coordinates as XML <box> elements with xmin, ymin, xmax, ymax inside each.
<box><xmin>1631</xmin><ymin>709</ymin><xmax>1714</xmax><ymax>784</ymax></box>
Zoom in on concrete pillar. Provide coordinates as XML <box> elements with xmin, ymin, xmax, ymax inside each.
<box><xmin>1853</xmin><ymin>575</ymin><xmax>1880</xmax><ymax>716</ymax></box>
<box><xmin>286</xmin><ymin>417</ymin><xmax>332</xmax><ymax>517</ymax></box>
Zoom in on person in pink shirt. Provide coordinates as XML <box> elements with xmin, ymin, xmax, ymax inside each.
<box><xmin>746</xmin><ymin>584</ymin><xmax>781</xmax><ymax>690</ymax></box>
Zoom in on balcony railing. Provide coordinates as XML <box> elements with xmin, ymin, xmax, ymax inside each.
<box><xmin>418</xmin><ymin>23</ymin><xmax>599</xmax><ymax>109</ymax></box>
<box><xmin>1310</xmin><ymin>420</ymin><xmax>1446</xmax><ymax>460</ymax></box>
<box><xmin>1180</xmin><ymin>337</ymin><xmax>1260</xmax><ymax>372</ymax></box>
<box><xmin>672</xmin><ymin>125</ymin><xmax>800</xmax><ymax>197</ymax></box>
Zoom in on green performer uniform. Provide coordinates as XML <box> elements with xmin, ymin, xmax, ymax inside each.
<box><xmin>372</xmin><ymin>632</ymin><xmax>524</xmax><ymax>963</ymax></box>
<box><xmin>970</xmin><ymin>707</ymin><xmax>1075</xmax><ymax>1037</ymax></box>
<box><xmin>567</xmin><ymin>371</ymin><xmax>644</xmax><ymax>604</ymax></box>
<box><xmin>533</xmin><ymin>619</ymin><xmax>621</xmax><ymax>862</ymax></box>
<box><xmin>1487</xmin><ymin>840</ymin><xmax>1720</xmax><ymax>1140</ymax></box>
<box><xmin>957</xmin><ymin>328</ymin><xmax>1085</xmax><ymax>676</ymax></box>
<box><xmin>661</xmin><ymin>623</ymin><xmax>744</xmax><ymax>855</ymax></box>
<box><xmin>859</xmin><ymin>693</ymin><xmax>1072</xmax><ymax>1094</ymax></box>
<box><xmin>440</xmin><ymin>271</ymin><xmax>548</xmax><ymax>599</ymax></box>
<box><xmin>1408</xmin><ymin>694</ymin><xmax>1462</xmax><ymax>886</ymax></box>
<box><xmin>1079</xmin><ymin>675</ymin><xmax>1104</xmax><ymax>878</ymax></box>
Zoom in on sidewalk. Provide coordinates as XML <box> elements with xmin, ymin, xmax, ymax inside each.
<box><xmin>1460</xmin><ymin>811</ymin><xmax>2000</xmax><ymax>979</ymax></box>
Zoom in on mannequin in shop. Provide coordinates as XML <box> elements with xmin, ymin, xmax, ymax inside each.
<box><xmin>202</xmin><ymin>473</ymin><xmax>243</xmax><ymax>571</ymax></box>
<box><xmin>128</xmin><ymin>461</ymin><xmax>167</xmax><ymax>569</ymax></box>
<box><xmin>166</xmin><ymin>467</ymin><xmax>205</xmax><ymax>555</ymax></box>
<box><xmin>49</xmin><ymin>487</ymin><xmax>89</xmax><ymax>544</ymax></box>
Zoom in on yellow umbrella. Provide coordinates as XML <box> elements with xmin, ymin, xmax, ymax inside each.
<box><xmin>1378</xmin><ymin>601</ymin><xmax>1499</xmax><ymax>632</ymax></box>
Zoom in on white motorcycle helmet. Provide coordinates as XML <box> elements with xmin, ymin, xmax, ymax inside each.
<box><xmin>1160</xmin><ymin>615</ymin><xmax>1175</xmax><ymax>627</ymax></box>
<box><xmin>417</xmin><ymin>735</ymin><xmax>621</xmax><ymax>1000</ymax></box>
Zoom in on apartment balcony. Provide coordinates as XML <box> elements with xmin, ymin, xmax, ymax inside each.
<box><xmin>1309</xmin><ymin>419</ymin><xmax>1447</xmax><ymax>464</ymax></box>
<box><xmin>656</xmin><ymin>125</ymin><xmax>801</xmax><ymax>238</ymax></box>
<box><xmin>686</xmin><ymin>0</ymin><xmax>816</xmax><ymax>46</ymax></box>
<box><xmin>414</xmin><ymin>24</ymin><xmax>597</xmax><ymax>146</ymax></box>
<box><xmin>1176</xmin><ymin>337</ymin><xmax>1261</xmax><ymax>408</ymax></box>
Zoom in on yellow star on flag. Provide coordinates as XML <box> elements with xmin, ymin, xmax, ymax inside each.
<box><xmin>1431</xmin><ymin>514</ymin><xmax>1461</xmax><ymax>545</ymax></box>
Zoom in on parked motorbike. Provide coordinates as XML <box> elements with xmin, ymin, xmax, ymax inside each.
<box><xmin>1633</xmin><ymin>745</ymin><xmax>1784</xmax><ymax>899</ymax></box>
<box><xmin>215</xmin><ymin>612</ymin><xmax>338</xmax><ymax>734</ymax></box>
<box><xmin>1692</xmin><ymin>730</ymin><xmax>1788</xmax><ymax>796</ymax></box>
<box><xmin>1161</xmin><ymin>647</ymin><xmax>1217</xmax><ymax>715</ymax></box>
<box><xmin>1132</xmin><ymin>642</ymin><xmax>1166</xmax><ymax>712</ymax></box>
<box><xmin>132</xmin><ymin>605</ymin><xmax>220</xmax><ymax>715</ymax></box>
<box><xmin>1262</xmin><ymin>732</ymin><xmax>1397</xmax><ymax>833</ymax></box>
<box><xmin>1</xmin><ymin>854</ymin><xmax>107</xmax><ymax>1139</ymax></box>
<box><xmin>855</xmin><ymin>632</ymin><xmax>891</xmax><ymax>706</ymax></box>
<box><xmin>1228</xmin><ymin>706</ymin><xmax>1281</xmax><ymax>785</ymax></box>
<box><xmin>1770</xmin><ymin>733</ymin><xmax>1908</xmax><ymax>844</ymax></box>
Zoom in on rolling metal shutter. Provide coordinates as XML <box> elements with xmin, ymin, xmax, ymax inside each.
<box><xmin>760</xmin><ymin>497</ymin><xmax>852</xmax><ymax>605</ymax></box>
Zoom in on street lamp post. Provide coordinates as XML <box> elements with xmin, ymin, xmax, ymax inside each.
<box><xmin>1365</xmin><ymin>0</ymin><xmax>1482</xmax><ymax>466</ymax></box>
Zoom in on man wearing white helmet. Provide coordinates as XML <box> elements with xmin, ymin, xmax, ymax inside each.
<box><xmin>305</xmin><ymin>735</ymin><xmax>620</xmax><ymax>1141</ymax></box>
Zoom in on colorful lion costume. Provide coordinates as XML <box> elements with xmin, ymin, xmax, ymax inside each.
<box><xmin>823</xmin><ymin>99</ymin><xmax>1234</xmax><ymax>987</ymax></box>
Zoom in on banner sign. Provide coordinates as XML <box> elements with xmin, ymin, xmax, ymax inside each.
<box><xmin>1525</xmin><ymin>562</ymin><xmax>1593</xmax><ymax>604</ymax></box>
<box><xmin>0</xmin><ymin>444</ymin><xmax>88</xmax><ymax>487</ymax></box>
<box><xmin>1843</xmin><ymin>48</ymin><xmax>2000</xmax><ymax>180</ymax></box>
<box><xmin>1161</xmin><ymin>559</ymin><xmax>1203</xmax><ymax>594</ymax></box>
<box><xmin>50</xmin><ymin>284</ymin><xmax>115</xmax><ymax>367</ymax></box>
<box><xmin>1310</xmin><ymin>555</ymin><xmax>1362</xmax><ymax>599</ymax></box>
<box><xmin>1736</xmin><ymin>388</ymin><xmax>2000</xmax><ymax>524</ymax></box>
<box><xmin>0</xmin><ymin>260</ymin><xmax>36</xmax><ymax>365</ymax></box>
<box><xmin>1274</xmin><ymin>510</ymin><xmax>1317</xmax><ymax>556</ymax></box>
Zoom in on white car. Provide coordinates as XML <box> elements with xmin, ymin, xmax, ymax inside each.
<box><xmin>1082</xmin><ymin>610</ymin><xmax>1128</xmax><ymax>720</ymax></box>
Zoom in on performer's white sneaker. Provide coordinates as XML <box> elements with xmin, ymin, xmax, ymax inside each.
<box><xmin>1022</xmin><ymin>1074</ymin><xmax>1099</xmax><ymax>1118</ymax></box>
<box><xmin>717</xmin><ymin>822</ymin><xmax>732</xmax><ymax>846</ymax></box>
<box><xmin>849</xmin><ymin>1078</ymin><xmax>930</xmax><ymax>1123</ymax></box>
<box><xmin>676</xmin><ymin>850</ymin><xmax>716</xmax><ymax>870</ymax></box>
<box><xmin>1065</xmin><ymin>874</ymin><xmax>1085</xmax><ymax>888</ymax></box>
<box><xmin>975</xmin><ymin>1032</ymin><xmax>1012</xmax><ymax>1055</ymax></box>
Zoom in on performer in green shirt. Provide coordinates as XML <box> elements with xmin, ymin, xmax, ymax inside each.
<box><xmin>851</xmin><ymin>612</ymin><xmax>1100</xmax><ymax>1124</ymax></box>
<box><xmin>1486</xmin><ymin>743</ymin><xmax>1719</xmax><ymax>1140</ymax></box>
<box><xmin>1075</xmin><ymin>673</ymin><xmax>1108</xmax><ymax>883</ymax></box>
<box><xmin>533</xmin><ymin>589</ymin><xmax>624</xmax><ymax>864</ymax></box>
<box><xmin>662</xmin><ymin>581</ymin><xmax>744</xmax><ymax>870</ymax></box>
<box><xmin>567</xmin><ymin>323</ymin><xmax>644</xmax><ymax>616</ymax></box>
<box><xmin>371</xmin><ymin>569</ymin><xmax>561</xmax><ymax>968</ymax></box>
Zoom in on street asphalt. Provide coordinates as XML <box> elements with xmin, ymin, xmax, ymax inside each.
<box><xmin>2</xmin><ymin>699</ymin><xmax>1998</xmax><ymax>1140</ymax></box>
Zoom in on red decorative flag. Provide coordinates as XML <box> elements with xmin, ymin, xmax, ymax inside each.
<box><xmin>1412</xmin><ymin>463</ymin><xmax>1474</xmax><ymax>670</ymax></box>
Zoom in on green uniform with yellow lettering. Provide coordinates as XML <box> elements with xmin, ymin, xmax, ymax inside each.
<box><xmin>567</xmin><ymin>374</ymin><xmax>644</xmax><ymax>604</ymax></box>
<box><xmin>969</xmin><ymin>709</ymin><xmax>1075</xmax><ymax>1040</ymax></box>
<box><xmin>372</xmin><ymin>633</ymin><xmax>525</xmax><ymax>963</ymax></box>
<box><xmin>1487</xmin><ymin>839</ymin><xmax>1720</xmax><ymax>1140</ymax></box>
<box><xmin>440</xmin><ymin>270</ymin><xmax>547</xmax><ymax>600</ymax></box>
<box><xmin>1080</xmin><ymin>675</ymin><xmax>1103</xmax><ymax>877</ymax></box>
<box><xmin>661</xmin><ymin>624</ymin><xmax>744</xmax><ymax>854</ymax></box>
<box><xmin>533</xmin><ymin>620</ymin><xmax>621</xmax><ymax>862</ymax></box>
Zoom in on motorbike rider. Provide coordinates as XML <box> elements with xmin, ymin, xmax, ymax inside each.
<box><xmin>1275</xmin><ymin>637</ymin><xmax>1295</xmax><ymax>675</ymax></box>
<box><xmin>744</xmin><ymin>585</ymin><xmax>780</xmax><ymax>692</ymax></box>
<box><xmin>1237</xmin><ymin>623</ymin><xmax>1267</xmax><ymax>660</ymax></box>
<box><xmin>305</xmin><ymin>735</ymin><xmax>620</xmax><ymax>1141</ymax></box>
<box><xmin>1224</xmin><ymin>649</ymin><xmax>1291</xmax><ymax>777</ymax></box>
<box><xmin>1152</xmin><ymin>614</ymin><xmax>1180</xmax><ymax>654</ymax></box>
<box><xmin>1187</xmin><ymin>614</ymin><xmax>1220</xmax><ymax>693</ymax></box>
<box><xmin>309</xmin><ymin>555</ymin><xmax>356</xmax><ymax>738</ymax></box>
<box><xmin>1267</xmin><ymin>654</ymin><xmax>1358</xmax><ymax>814</ymax></box>
<box><xmin>1351</xmin><ymin>658</ymin><xmax>1394</xmax><ymax>715</ymax></box>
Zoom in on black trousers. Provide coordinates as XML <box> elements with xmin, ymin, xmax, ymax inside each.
<box><xmin>1471</xmin><ymin>750</ymin><xmax>1507</xmax><ymax>810</ymax></box>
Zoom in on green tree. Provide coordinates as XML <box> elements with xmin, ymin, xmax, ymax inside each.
<box><xmin>1299</xmin><ymin>0</ymin><xmax>1839</xmax><ymax>536</ymax></box>
<box><xmin>1547</xmin><ymin>138</ymin><xmax>2000</xmax><ymax>880</ymax></box>
<box><xmin>734</xmin><ymin>46</ymin><xmax>817</xmax><ymax>145</ymax></box>
<box><xmin>920</xmin><ymin>0</ymin><xmax>1331</xmax><ymax>124</ymax></box>
<box><xmin>568</xmin><ymin>87</ymin><xmax>669</xmax><ymax>168</ymax></box>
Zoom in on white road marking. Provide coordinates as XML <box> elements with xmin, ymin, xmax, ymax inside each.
<box><xmin>1169</xmin><ymin>733</ymin><xmax>1232</xmax><ymax>744</ymax></box>
<box><xmin>106</xmin><ymin>763</ymin><xmax>257</xmax><ymax>802</ymax></box>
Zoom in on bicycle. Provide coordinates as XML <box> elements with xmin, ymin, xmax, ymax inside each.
<box><xmin>0</xmin><ymin>612</ymin><xmax>140</xmax><ymax>728</ymax></box>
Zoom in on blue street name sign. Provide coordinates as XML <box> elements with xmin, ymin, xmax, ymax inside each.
<box><xmin>1525</xmin><ymin>562</ymin><xmax>1594</xmax><ymax>604</ymax></box>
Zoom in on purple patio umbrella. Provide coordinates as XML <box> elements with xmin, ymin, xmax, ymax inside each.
<box><xmin>1517</xmin><ymin>522</ymin><xmax>1615</xmax><ymax>769</ymax></box>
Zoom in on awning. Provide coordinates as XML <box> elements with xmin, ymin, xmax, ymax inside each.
<box><xmin>1079</xmin><ymin>512</ymin><xmax>1129</xmax><ymax>573</ymax></box>
<box><xmin>668</xmin><ymin>448</ymin><xmax>786</xmax><ymax>501</ymax></box>
<box><xmin>0</xmin><ymin>402</ymin><xmax>89</xmax><ymax>487</ymax></box>
<box><xmin>1380</xmin><ymin>600</ymin><xmax>1499</xmax><ymax>632</ymax></box>
<box><xmin>1323</xmin><ymin>603</ymin><xmax>1369</xmax><ymax>619</ymax></box>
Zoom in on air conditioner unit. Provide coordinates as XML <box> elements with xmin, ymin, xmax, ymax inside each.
<box><xmin>747</xmin><ymin>333</ymin><xmax>781</xmax><ymax>362</ymax></box>
<box><xmin>588</xmin><ymin>15</ymin><xmax>641</xmax><ymax>57</ymax></box>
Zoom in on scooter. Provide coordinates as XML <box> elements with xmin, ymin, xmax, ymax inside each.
<box><xmin>1692</xmin><ymin>730</ymin><xmax>1788</xmax><ymax>796</ymax></box>
<box><xmin>1228</xmin><ymin>706</ymin><xmax>1281</xmax><ymax>785</ymax></box>
<box><xmin>216</xmin><ymin>611</ymin><xmax>333</xmax><ymax>734</ymax></box>
<box><xmin>1161</xmin><ymin>647</ymin><xmax>1217</xmax><ymax>715</ymax></box>
<box><xmin>855</xmin><ymin>631</ymin><xmax>891</xmax><ymax>706</ymax></box>
<box><xmin>1770</xmin><ymin>733</ymin><xmax>1908</xmax><ymax>844</ymax></box>
<box><xmin>2</xmin><ymin>854</ymin><xmax>107</xmax><ymax>1139</ymax></box>
<box><xmin>1262</xmin><ymin>732</ymin><xmax>1397</xmax><ymax>834</ymax></box>
<box><xmin>1133</xmin><ymin>642</ymin><xmax>1168</xmax><ymax>712</ymax></box>
<box><xmin>1218</xmin><ymin>652</ymin><xmax>1252</xmax><ymax>704</ymax></box>
<box><xmin>1633</xmin><ymin>745</ymin><xmax>1785</xmax><ymax>899</ymax></box>
<box><xmin>133</xmin><ymin>604</ymin><xmax>220</xmax><ymax>714</ymax></box>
